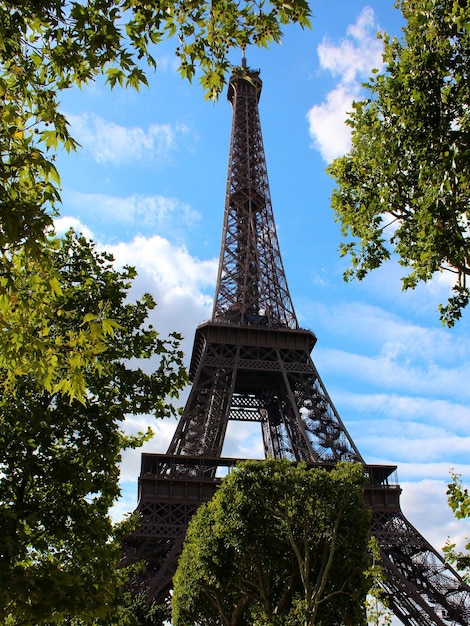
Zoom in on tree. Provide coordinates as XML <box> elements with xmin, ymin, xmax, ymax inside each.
<box><xmin>0</xmin><ymin>231</ymin><xmax>187</xmax><ymax>625</ymax></box>
<box><xmin>81</xmin><ymin>592</ymin><xmax>170</xmax><ymax>626</ymax></box>
<box><xmin>172</xmin><ymin>459</ymin><xmax>372</xmax><ymax>626</ymax></box>
<box><xmin>0</xmin><ymin>0</ymin><xmax>311</xmax><ymax>400</ymax></box>
<box><xmin>443</xmin><ymin>473</ymin><xmax>470</xmax><ymax>582</ymax></box>
<box><xmin>122</xmin><ymin>593</ymin><xmax>170</xmax><ymax>626</ymax></box>
<box><xmin>328</xmin><ymin>0</ymin><xmax>470</xmax><ymax>326</ymax></box>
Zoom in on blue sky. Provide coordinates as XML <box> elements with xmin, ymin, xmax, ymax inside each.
<box><xmin>54</xmin><ymin>0</ymin><xmax>470</xmax><ymax>573</ymax></box>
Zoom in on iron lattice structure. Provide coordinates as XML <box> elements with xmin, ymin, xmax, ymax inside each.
<box><xmin>125</xmin><ymin>65</ymin><xmax>470</xmax><ymax>625</ymax></box>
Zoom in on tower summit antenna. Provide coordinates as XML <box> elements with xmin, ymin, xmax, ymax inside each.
<box><xmin>125</xmin><ymin>67</ymin><xmax>470</xmax><ymax>625</ymax></box>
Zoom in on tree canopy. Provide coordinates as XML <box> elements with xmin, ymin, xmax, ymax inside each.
<box><xmin>172</xmin><ymin>459</ymin><xmax>372</xmax><ymax>626</ymax></box>
<box><xmin>328</xmin><ymin>0</ymin><xmax>470</xmax><ymax>326</ymax></box>
<box><xmin>0</xmin><ymin>231</ymin><xmax>186</xmax><ymax>625</ymax></box>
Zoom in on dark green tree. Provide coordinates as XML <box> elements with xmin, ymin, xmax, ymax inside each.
<box><xmin>90</xmin><ymin>593</ymin><xmax>170</xmax><ymax>626</ymax></box>
<box><xmin>123</xmin><ymin>594</ymin><xmax>169</xmax><ymax>626</ymax></box>
<box><xmin>0</xmin><ymin>231</ymin><xmax>187</xmax><ymax>625</ymax></box>
<box><xmin>328</xmin><ymin>0</ymin><xmax>470</xmax><ymax>326</ymax></box>
<box><xmin>172</xmin><ymin>459</ymin><xmax>372</xmax><ymax>626</ymax></box>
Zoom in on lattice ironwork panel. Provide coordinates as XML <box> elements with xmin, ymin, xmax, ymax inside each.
<box><xmin>229</xmin><ymin>392</ymin><xmax>265</xmax><ymax>421</ymax></box>
<box><xmin>168</xmin><ymin>330</ymin><xmax>362</xmax><ymax>465</ymax></box>
<box><xmin>285</xmin><ymin>365</ymin><xmax>363</xmax><ymax>463</ymax></box>
<box><xmin>371</xmin><ymin>510</ymin><xmax>470</xmax><ymax>625</ymax></box>
<box><xmin>134</xmin><ymin>501</ymin><xmax>197</xmax><ymax>538</ymax></box>
<box><xmin>167</xmin><ymin>356</ymin><xmax>235</xmax><ymax>459</ymax></box>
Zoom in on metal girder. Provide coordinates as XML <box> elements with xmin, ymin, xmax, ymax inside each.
<box><xmin>371</xmin><ymin>511</ymin><xmax>470</xmax><ymax>625</ymax></box>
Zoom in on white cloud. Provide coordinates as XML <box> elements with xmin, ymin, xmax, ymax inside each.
<box><xmin>108</xmin><ymin>234</ymin><xmax>216</xmax><ymax>296</ymax></box>
<box><xmin>318</xmin><ymin>8</ymin><xmax>382</xmax><ymax>83</ymax></box>
<box><xmin>106</xmin><ymin>234</ymin><xmax>217</xmax><ymax>354</ymax></box>
<box><xmin>362</xmin><ymin>426</ymin><xmax>470</xmax><ymax>465</ymax></box>
<box><xmin>400</xmin><ymin>480</ymin><xmax>470</xmax><ymax>554</ymax></box>
<box><xmin>54</xmin><ymin>215</ymin><xmax>94</xmax><ymax>239</ymax></box>
<box><xmin>321</xmin><ymin>347</ymin><xmax>470</xmax><ymax>402</ymax></box>
<box><xmin>355</xmin><ymin>258</ymin><xmax>462</xmax><ymax>319</ymax></box>
<box><xmin>307</xmin><ymin>7</ymin><xmax>384</xmax><ymax>162</ymax></box>
<box><xmin>313</xmin><ymin>299</ymin><xmax>470</xmax><ymax>366</ymax></box>
<box><xmin>154</xmin><ymin>53</ymin><xmax>180</xmax><ymax>74</ymax></box>
<box><xmin>306</xmin><ymin>84</ymin><xmax>358</xmax><ymax>163</ymax></box>
<box><xmin>341</xmin><ymin>393</ymin><xmax>470</xmax><ymax>437</ymax></box>
<box><xmin>222</xmin><ymin>422</ymin><xmax>265</xmax><ymax>459</ymax></box>
<box><xmin>302</xmin><ymin>298</ymin><xmax>470</xmax><ymax>527</ymax></box>
<box><xmin>68</xmin><ymin>112</ymin><xmax>189</xmax><ymax>166</ymax></box>
<box><xmin>62</xmin><ymin>191</ymin><xmax>200</xmax><ymax>242</ymax></box>
<box><xmin>93</xmin><ymin>233</ymin><xmax>218</xmax><ymax>512</ymax></box>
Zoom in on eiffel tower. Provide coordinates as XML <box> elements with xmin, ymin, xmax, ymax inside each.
<box><xmin>126</xmin><ymin>61</ymin><xmax>470</xmax><ymax>625</ymax></box>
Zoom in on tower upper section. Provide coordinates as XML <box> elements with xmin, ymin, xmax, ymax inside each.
<box><xmin>212</xmin><ymin>67</ymin><xmax>298</xmax><ymax>329</ymax></box>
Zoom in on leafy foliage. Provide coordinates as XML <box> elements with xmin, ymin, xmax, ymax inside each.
<box><xmin>2</xmin><ymin>244</ymin><xmax>106</xmax><ymax>403</ymax></box>
<box><xmin>172</xmin><ymin>459</ymin><xmax>372</xmax><ymax>626</ymax></box>
<box><xmin>444</xmin><ymin>473</ymin><xmax>470</xmax><ymax>581</ymax></box>
<box><xmin>121</xmin><ymin>593</ymin><xmax>170</xmax><ymax>626</ymax></box>
<box><xmin>76</xmin><ymin>592</ymin><xmax>170</xmax><ymax>626</ymax></box>
<box><xmin>365</xmin><ymin>537</ymin><xmax>393</xmax><ymax>626</ymax></box>
<box><xmin>328</xmin><ymin>0</ymin><xmax>470</xmax><ymax>326</ymax></box>
<box><xmin>0</xmin><ymin>231</ymin><xmax>187</xmax><ymax>625</ymax></box>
